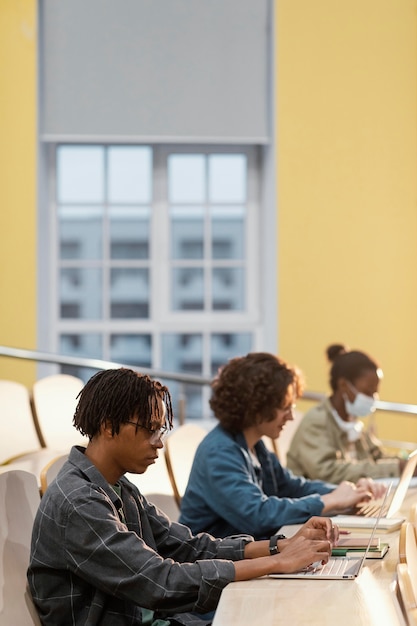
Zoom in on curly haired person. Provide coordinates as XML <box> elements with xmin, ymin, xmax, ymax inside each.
<box><xmin>179</xmin><ymin>352</ymin><xmax>379</xmax><ymax>540</ymax></box>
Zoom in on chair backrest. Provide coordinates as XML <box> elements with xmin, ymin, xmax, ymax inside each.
<box><xmin>0</xmin><ymin>469</ymin><xmax>41</xmax><ymax>625</ymax></box>
<box><xmin>126</xmin><ymin>449</ymin><xmax>180</xmax><ymax>521</ymax></box>
<box><xmin>31</xmin><ymin>374</ymin><xmax>87</xmax><ymax>450</ymax></box>
<box><xmin>399</xmin><ymin>521</ymin><xmax>407</xmax><ymax>563</ymax></box>
<box><xmin>0</xmin><ymin>380</ymin><xmax>42</xmax><ymax>464</ymax></box>
<box><xmin>164</xmin><ymin>423</ymin><xmax>207</xmax><ymax>508</ymax></box>
<box><xmin>39</xmin><ymin>454</ymin><xmax>69</xmax><ymax>496</ymax></box>
<box><xmin>410</xmin><ymin>502</ymin><xmax>417</xmax><ymax>540</ymax></box>
<box><xmin>397</xmin><ymin>563</ymin><xmax>417</xmax><ymax>626</ymax></box>
<box><xmin>399</xmin><ymin>522</ymin><xmax>417</xmax><ymax>603</ymax></box>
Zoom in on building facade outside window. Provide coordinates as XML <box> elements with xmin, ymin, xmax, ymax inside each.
<box><xmin>41</xmin><ymin>143</ymin><xmax>266</xmax><ymax>421</ymax></box>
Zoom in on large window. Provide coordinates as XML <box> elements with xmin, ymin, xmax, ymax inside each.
<box><xmin>46</xmin><ymin>144</ymin><xmax>262</xmax><ymax>420</ymax></box>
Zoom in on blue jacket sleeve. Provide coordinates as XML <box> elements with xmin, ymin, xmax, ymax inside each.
<box><xmin>259</xmin><ymin>443</ymin><xmax>336</xmax><ymax>499</ymax></box>
<box><xmin>184</xmin><ymin>431</ymin><xmax>334</xmax><ymax>538</ymax></box>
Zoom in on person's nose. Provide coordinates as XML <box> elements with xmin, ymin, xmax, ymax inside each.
<box><xmin>285</xmin><ymin>408</ymin><xmax>295</xmax><ymax>422</ymax></box>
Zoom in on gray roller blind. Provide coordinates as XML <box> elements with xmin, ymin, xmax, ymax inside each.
<box><xmin>39</xmin><ymin>0</ymin><xmax>271</xmax><ymax>143</ymax></box>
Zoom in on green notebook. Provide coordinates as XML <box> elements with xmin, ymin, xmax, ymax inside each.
<box><xmin>332</xmin><ymin>542</ymin><xmax>389</xmax><ymax>559</ymax></box>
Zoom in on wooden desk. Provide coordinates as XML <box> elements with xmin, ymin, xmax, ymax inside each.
<box><xmin>212</xmin><ymin>488</ymin><xmax>417</xmax><ymax>626</ymax></box>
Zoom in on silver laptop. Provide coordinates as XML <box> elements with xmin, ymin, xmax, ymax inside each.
<box><xmin>332</xmin><ymin>448</ymin><xmax>417</xmax><ymax>532</ymax></box>
<box><xmin>268</xmin><ymin>484</ymin><xmax>391</xmax><ymax>580</ymax></box>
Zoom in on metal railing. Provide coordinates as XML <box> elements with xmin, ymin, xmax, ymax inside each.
<box><xmin>1</xmin><ymin>344</ymin><xmax>417</xmax><ymax>424</ymax></box>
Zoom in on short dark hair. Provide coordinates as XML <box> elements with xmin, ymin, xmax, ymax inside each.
<box><xmin>326</xmin><ymin>343</ymin><xmax>381</xmax><ymax>392</ymax></box>
<box><xmin>73</xmin><ymin>368</ymin><xmax>174</xmax><ymax>440</ymax></box>
<box><xmin>209</xmin><ymin>352</ymin><xmax>304</xmax><ymax>433</ymax></box>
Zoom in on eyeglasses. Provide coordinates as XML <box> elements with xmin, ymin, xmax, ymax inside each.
<box><xmin>126</xmin><ymin>421</ymin><xmax>169</xmax><ymax>443</ymax></box>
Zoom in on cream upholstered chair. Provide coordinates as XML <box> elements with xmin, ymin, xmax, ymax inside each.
<box><xmin>396</xmin><ymin>563</ymin><xmax>417</xmax><ymax>626</ymax></box>
<box><xmin>0</xmin><ymin>380</ymin><xmax>45</xmax><ymax>464</ymax></box>
<box><xmin>31</xmin><ymin>374</ymin><xmax>87</xmax><ymax>450</ymax></box>
<box><xmin>126</xmin><ymin>448</ymin><xmax>180</xmax><ymax>521</ymax></box>
<box><xmin>164</xmin><ymin>423</ymin><xmax>207</xmax><ymax>508</ymax></box>
<box><xmin>398</xmin><ymin>522</ymin><xmax>417</xmax><ymax>603</ymax></box>
<box><xmin>0</xmin><ymin>379</ymin><xmax>63</xmax><ymax>489</ymax></box>
<box><xmin>409</xmin><ymin>502</ymin><xmax>417</xmax><ymax>540</ymax></box>
<box><xmin>39</xmin><ymin>454</ymin><xmax>69</xmax><ymax>496</ymax></box>
<box><xmin>0</xmin><ymin>468</ymin><xmax>41</xmax><ymax>625</ymax></box>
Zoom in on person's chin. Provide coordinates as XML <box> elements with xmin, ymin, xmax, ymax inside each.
<box><xmin>130</xmin><ymin>457</ymin><xmax>157</xmax><ymax>474</ymax></box>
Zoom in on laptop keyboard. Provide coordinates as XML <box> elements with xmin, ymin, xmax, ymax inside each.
<box><xmin>356</xmin><ymin>499</ymin><xmax>389</xmax><ymax>518</ymax></box>
<box><xmin>302</xmin><ymin>557</ymin><xmax>362</xmax><ymax>577</ymax></box>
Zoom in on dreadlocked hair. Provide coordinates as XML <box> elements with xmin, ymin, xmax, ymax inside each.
<box><xmin>73</xmin><ymin>368</ymin><xmax>174</xmax><ymax>440</ymax></box>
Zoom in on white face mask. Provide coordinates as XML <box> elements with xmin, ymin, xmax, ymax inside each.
<box><xmin>330</xmin><ymin>407</ymin><xmax>364</xmax><ymax>441</ymax></box>
<box><xmin>344</xmin><ymin>383</ymin><xmax>377</xmax><ymax>418</ymax></box>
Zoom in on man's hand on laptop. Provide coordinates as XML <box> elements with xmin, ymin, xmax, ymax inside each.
<box><xmin>270</xmin><ymin>534</ymin><xmax>333</xmax><ymax>573</ymax></box>
<box><xmin>284</xmin><ymin>516</ymin><xmax>339</xmax><ymax>547</ymax></box>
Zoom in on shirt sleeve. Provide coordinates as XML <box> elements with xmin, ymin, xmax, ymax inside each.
<box><xmin>57</xmin><ymin>485</ymin><xmax>241</xmax><ymax>615</ymax></box>
<box><xmin>191</xmin><ymin>437</ymin><xmax>328</xmax><ymax>536</ymax></box>
<box><xmin>141</xmin><ymin>492</ymin><xmax>253</xmax><ymax>563</ymax></box>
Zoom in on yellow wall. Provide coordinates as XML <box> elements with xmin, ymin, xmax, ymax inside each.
<box><xmin>0</xmin><ymin>1</ymin><xmax>415</xmax><ymax>441</ymax></box>
<box><xmin>0</xmin><ymin>0</ymin><xmax>37</xmax><ymax>383</ymax></box>
<box><xmin>276</xmin><ymin>0</ymin><xmax>417</xmax><ymax>442</ymax></box>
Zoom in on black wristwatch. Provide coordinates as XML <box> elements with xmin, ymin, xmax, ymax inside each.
<box><xmin>269</xmin><ymin>533</ymin><xmax>287</xmax><ymax>555</ymax></box>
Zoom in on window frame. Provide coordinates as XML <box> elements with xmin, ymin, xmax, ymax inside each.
<box><xmin>38</xmin><ymin>143</ymin><xmax>268</xmax><ymax>381</ymax></box>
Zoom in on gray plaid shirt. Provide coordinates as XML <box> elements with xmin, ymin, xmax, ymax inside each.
<box><xmin>28</xmin><ymin>446</ymin><xmax>252</xmax><ymax>625</ymax></box>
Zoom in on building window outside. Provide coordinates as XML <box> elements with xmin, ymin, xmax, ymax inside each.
<box><xmin>51</xmin><ymin>144</ymin><xmax>260</xmax><ymax>421</ymax></box>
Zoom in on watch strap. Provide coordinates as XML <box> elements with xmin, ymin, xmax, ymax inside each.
<box><xmin>269</xmin><ymin>533</ymin><xmax>286</xmax><ymax>555</ymax></box>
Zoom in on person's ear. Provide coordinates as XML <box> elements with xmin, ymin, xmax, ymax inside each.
<box><xmin>101</xmin><ymin>419</ymin><xmax>114</xmax><ymax>439</ymax></box>
<box><xmin>338</xmin><ymin>377</ymin><xmax>352</xmax><ymax>398</ymax></box>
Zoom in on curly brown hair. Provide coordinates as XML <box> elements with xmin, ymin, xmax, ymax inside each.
<box><xmin>209</xmin><ymin>352</ymin><xmax>304</xmax><ymax>433</ymax></box>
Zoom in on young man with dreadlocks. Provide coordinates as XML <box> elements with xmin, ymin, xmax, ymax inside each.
<box><xmin>27</xmin><ymin>368</ymin><xmax>337</xmax><ymax>626</ymax></box>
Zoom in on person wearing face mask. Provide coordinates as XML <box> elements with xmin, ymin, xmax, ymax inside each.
<box><xmin>287</xmin><ymin>343</ymin><xmax>407</xmax><ymax>484</ymax></box>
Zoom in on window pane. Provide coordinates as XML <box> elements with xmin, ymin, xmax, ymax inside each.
<box><xmin>168</xmin><ymin>154</ymin><xmax>206</xmax><ymax>203</ymax></box>
<box><xmin>162</xmin><ymin>333</ymin><xmax>203</xmax><ymax>374</ymax></box>
<box><xmin>209</xmin><ymin>154</ymin><xmax>247</xmax><ymax>203</ymax></box>
<box><xmin>110</xmin><ymin>334</ymin><xmax>152</xmax><ymax>367</ymax></box>
<box><xmin>212</xmin><ymin>268</ymin><xmax>244</xmax><ymax>310</ymax></box>
<box><xmin>57</xmin><ymin>146</ymin><xmax>104</xmax><ymax>203</ymax></box>
<box><xmin>60</xmin><ymin>333</ymin><xmax>102</xmax><ymax>358</ymax></box>
<box><xmin>110</xmin><ymin>268</ymin><xmax>149</xmax><ymax>318</ymax></box>
<box><xmin>172</xmin><ymin>268</ymin><xmax>204</xmax><ymax>310</ymax></box>
<box><xmin>108</xmin><ymin>146</ymin><xmax>152</xmax><ymax>203</ymax></box>
<box><xmin>210</xmin><ymin>333</ymin><xmax>252</xmax><ymax>375</ymax></box>
<box><xmin>211</xmin><ymin>206</ymin><xmax>245</xmax><ymax>260</ymax></box>
<box><xmin>109</xmin><ymin>207</ymin><xmax>150</xmax><ymax>259</ymax></box>
<box><xmin>162</xmin><ymin>334</ymin><xmax>204</xmax><ymax>422</ymax></box>
<box><xmin>60</xmin><ymin>268</ymin><xmax>102</xmax><ymax>319</ymax></box>
<box><xmin>171</xmin><ymin>206</ymin><xmax>204</xmax><ymax>260</ymax></box>
<box><xmin>59</xmin><ymin>206</ymin><xmax>102</xmax><ymax>260</ymax></box>
<box><xmin>59</xmin><ymin>333</ymin><xmax>102</xmax><ymax>381</ymax></box>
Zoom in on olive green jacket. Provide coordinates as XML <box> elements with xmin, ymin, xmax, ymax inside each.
<box><xmin>286</xmin><ymin>398</ymin><xmax>401</xmax><ymax>483</ymax></box>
